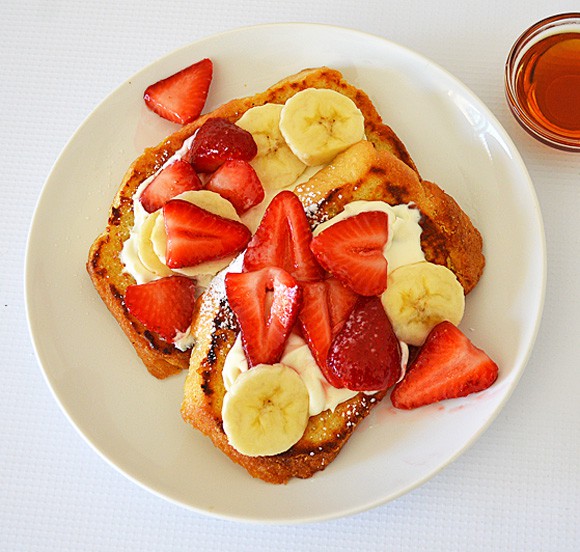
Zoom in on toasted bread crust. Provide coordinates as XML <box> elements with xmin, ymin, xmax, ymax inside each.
<box><xmin>87</xmin><ymin>67</ymin><xmax>417</xmax><ymax>379</ymax></box>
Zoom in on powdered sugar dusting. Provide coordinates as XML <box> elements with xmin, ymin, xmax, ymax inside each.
<box><xmin>197</xmin><ymin>253</ymin><xmax>244</xmax><ymax>333</ymax></box>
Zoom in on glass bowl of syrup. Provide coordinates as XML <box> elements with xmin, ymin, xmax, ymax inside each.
<box><xmin>505</xmin><ymin>13</ymin><xmax>580</xmax><ymax>151</ymax></box>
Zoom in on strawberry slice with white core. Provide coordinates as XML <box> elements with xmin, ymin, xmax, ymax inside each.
<box><xmin>140</xmin><ymin>160</ymin><xmax>203</xmax><ymax>213</ymax></box>
<box><xmin>243</xmin><ymin>190</ymin><xmax>324</xmax><ymax>282</ymax></box>
<box><xmin>163</xmin><ymin>199</ymin><xmax>251</xmax><ymax>269</ymax></box>
<box><xmin>299</xmin><ymin>278</ymin><xmax>358</xmax><ymax>370</ymax></box>
<box><xmin>124</xmin><ymin>275</ymin><xmax>197</xmax><ymax>343</ymax></box>
<box><xmin>325</xmin><ymin>295</ymin><xmax>402</xmax><ymax>390</ymax></box>
<box><xmin>310</xmin><ymin>211</ymin><xmax>389</xmax><ymax>296</ymax></box>
<box><xmin>390</xmin><ymin>321</ymin><xmax>499</xmax><ymax>409</ymax></box>
<box><xmin>205</xmin><ymin>159</ymin><xmax>265</xmax><ymax>215</ymax></box>
<box><xmin>143</xmin><ymin>58</ymin><xmax>213</xmax><ymax>125</ymax></box>
<box><xmin>225</xmin><ymin>267</ymin><xmax>302</xmax><ymax>367</ymax></box>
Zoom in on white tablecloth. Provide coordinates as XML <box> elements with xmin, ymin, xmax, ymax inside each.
<box><xmin>2</xmin><ymin>0</ymin><xmax>579</xmax><ymax>549</ymax></box>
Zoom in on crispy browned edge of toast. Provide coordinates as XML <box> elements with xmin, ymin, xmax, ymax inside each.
<box><xmin>181</xmin><ymin>141</ymin><xmax>486</xmax><ymax>484</ymax></box>
<box><xmin>86</xmin><ymin>66</ymin><xmax>418</xmax><ymax>379</ymax></box>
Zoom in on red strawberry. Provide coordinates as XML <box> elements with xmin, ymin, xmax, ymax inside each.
<box><xmin>391</xmin><ymin>321</ymin><xmax>499</xmax><ymax>409</ymax></box>
<box><xmin>139</xmin><ymin>160</ymin><xmax>203</xmax><ymax>213</ymax></box>
<box><xmin>163</xmin><ymin>199</ymin><xmax>251</xmax><ymax>269</ymax></box>
<box><xmin>225</xmin><ymin>267</ymin><xmax>302</xmax><ymax>367</ymax></box>
<box><xmin>243</xmin><ymin>191</ymin><xmax>324</xmax><ymax>282</ymax></box>
<box><xmin>310</xmin><ymin>211</ymin><xmax>389</xmax><ymax>296</ymax></box>
<box><xmin>326</xmin><ymin>295</ymin><xmax>401</xmax><ymax>390</ymax></box>
<box><xmin>299</xmin><ymin>278</ymin><xmax>358</xmax><ymax>370</ymax></box>
<box><xmin>187</xmin><ymin>118</ymin><xmax>257</xmax><ymax>173</ymax></box>
<box><xmin>143</xmin><ymin>58</ymin><xmax>213</xmax><ymax>125</ymax></box>
<box><xmin>124</xmin><ymin>275</ymin><xmax>197</xmax><ymax>342</ymax></box>
<box><xmin>205</xmin><ymin>159</ymin><xmax>265</xmax><ymax>215</ymax></box>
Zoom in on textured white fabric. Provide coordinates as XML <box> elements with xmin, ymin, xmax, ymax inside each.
<box><xmin>2</xmin><ymin>0</ymin><xmax>579</xmax><ymax>549</ymax></box>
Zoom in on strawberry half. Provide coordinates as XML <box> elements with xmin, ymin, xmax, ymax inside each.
<box><xmin>299</xmin><ymin>278</ymin><xmax>358</xmax><ymax>370</ymax></box>
<box><xmin>225</xmin><ymin>267</ymin><xmax>302</xmax><ymax>367</ymax></box>
<box><xmin>187</xmin><ymin>118</ymin><xmax>258</xmax><ymax>173</ymax></box>
<box><xmin>124</xmin><ymin>275</ymin><xmax>197</xmax><ymax>343</ymax></box>
<box><xmin>163</xmin><ymin>199</ymin><xmax>251</xmax><ymax>269</ymax></box>
<box><xmin>310</xmin><ymin>211</ymin><xmax>389</xmax><ymax>296</ymax></box>
<box><xmin>325</xmin><ymin>295</ymin><xmax>402</xmax><ymax>391</ymax></box>
<box><xmin>140</xmin><ymin>160</ymin><xmax>203</xmax><ymax>213</ymax></box>
<box><xmin>391</xmin><ymin>321</ymin><xmax>499</xmax><ymax>409</ymax></box>
<box><xmin>243</xmin><ymin>191</ymin><xmax>324</xmax><ymax>283</ymax></box>
<box><xmin>205</xmin><ymin>159</ymin><xmax>265</xmax><ymax>215</ymax></box>
<box><xmin>143</xmin><ymin>58</ymin><xmax>213</xmax><ymax>125</ymax></box>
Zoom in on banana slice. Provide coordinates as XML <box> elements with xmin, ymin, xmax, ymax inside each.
<box><xmin>382</xmin><ymin>261</ymin><xmax>465</xmax><ymax>346</ymax></box>
<box><xmin>279</xmin><ymin>88</ymin><xmax>365</xmax><ymax>166</ymax></box>
<box><xmin>222</xmin><ymin>363</ymin><xmax>310</xmax><ymax>457</ymax></box>
<box><xmin>173</xmin><ymin>189</ymin><xmax>241</xmax><ymax>221</ymax></box>
<box><xmin>137</xmin><ymin>210</ymin><xmax>173</xmax><ymax>278</ymax></box>
<box><xmin>236</xmin><ymin>103</ymin><xmax>307</xmax><ymax>190</ymax></box>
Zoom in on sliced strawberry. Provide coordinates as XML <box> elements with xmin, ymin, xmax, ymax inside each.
<box><xmin>124</xmin><ymin>275</ymin><xmax>196</xmax><ymax>342</ymax></box>
<box><xmin>391</xmin><ymin>321</ymin><xmax>499</xmax><ymax>409</ymax></box>
<box><xmin>225</xmin><ymin>267</ymin><xmax>302</xmax><ymax>367</ymax></box>
<box><xmin>139</xmin><ymin>160</ymin><xmax>203</xmax><ymax>213</ymax></box>
<box><xmin>310</xmin><ymin>211</ymin><xmax>389</xmax><ymax>296</ymax></box>
<box><xmin>205</xmin><ymin>159</ymin><xmax>265</xmax><ymax>215</ymax></box>
<box><xmin>163</xmin><ymin>199</ymin><xmax>251</xmax><ymax>269</ymax></box>
<box><xmin>187</xmin><ymin>118</ymin><xmax>257</xmax><ymax>173</ymax></box>
<box><xmin>243</xmin><ymin>191</ymin><xmax>324</xmax><ymax>282</ymax></box>
<box><xmin>326</xmin><ymin>295</ymin><xmax>401</xmax><ymax>390</ymax></box>
<box><xmin>143</xmin><ymin>58</ymin><xmax>213</xmax><ymax>125</ymax></box>
<box><xmin>299</xmin><ymin>278</ymin><xmax>358</xmax><ymax>370</ymax></box>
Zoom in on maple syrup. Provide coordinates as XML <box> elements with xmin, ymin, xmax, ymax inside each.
<box><xmin>506</xmin><ymin>14</ymin><xmax>580</xmax><ymax>150</ymax></box>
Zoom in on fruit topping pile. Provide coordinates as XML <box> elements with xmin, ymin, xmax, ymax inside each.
<box><xmin>225</xmin><ymin>190</ymin><xmax>498</xmax><ymax>406</ymax></box>
<box><xmin>124</xmin><ymin>114</ymin><xmax>263</xmax><ymax>345</ymax></box>
<box><xmin>126</xmin><ymin>63</ymin><xmax>270</xmax><ymax>346</ymax></box>
<box><xmin>127</xmin><ymin>58</ymin><xmax>498</xmax><ymax>448</ymax></box>
<box><xmin>221</xmin><ymin>188</ymin><xmax>498</xmax><ymax>456</ymax></box>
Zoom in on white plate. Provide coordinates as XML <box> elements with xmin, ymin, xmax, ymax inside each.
<box><xmin>25</xmin><ymin>23</ymin><xmax>545</xmax><ymax>524</ymax></box>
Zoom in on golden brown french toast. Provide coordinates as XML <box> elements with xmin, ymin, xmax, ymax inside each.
<box><xmin>181</xmin><ymin>140</ymin><xmax>485</xmax><ymax>484</ymax></box>
<box><xmin>86</xmin><ymin>66</ymin><xmax>418</xmax><ymax>379</ymax></box>
<box><xmin>87</xmin><ymin>64</ymin><xmax>485</xmax><ymax>484</ymax></box>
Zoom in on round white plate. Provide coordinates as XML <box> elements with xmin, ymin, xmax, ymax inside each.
<box><xmin>25</xmin><ymin>23</ymin><xmax>545</xmax><ymax>524</ymax></box>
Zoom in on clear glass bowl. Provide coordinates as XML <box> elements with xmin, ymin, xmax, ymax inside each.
<box><xmin>505</xmin><ymin>13</ymin><xmax>580</xmax><ymax>151</ymax></box>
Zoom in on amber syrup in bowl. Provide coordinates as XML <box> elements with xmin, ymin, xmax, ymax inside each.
<box><xmin>505</xmin><ymin>13</ymin><xmax>580</xmax><ymax>151</ymax></box>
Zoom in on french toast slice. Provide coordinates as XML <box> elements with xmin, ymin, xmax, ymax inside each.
<box><xmin>86</xmin><ymin>66</ymin><xmax>417</xmax><ymax>379</ymax></box>
<box><xmin>181</xmin><ymin>141</ymin><xmax>485</xmax><ymax>484</ymax></box>
<box><xmin>295</xmin><ymin>140</ymin><xmax>484</xmax><ymax>294</ymax></box>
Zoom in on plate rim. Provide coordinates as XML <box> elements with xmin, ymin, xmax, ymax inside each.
<box><xmin>24</xmin><ymin>22</ymin><xmax>547</xmax><ymax>524</ymax></box>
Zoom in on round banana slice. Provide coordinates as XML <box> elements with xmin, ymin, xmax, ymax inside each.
<box><xmin>137</xmin><ymin>210</ymin><xmax>173</xmax><ymax>278</ymax></box>
<box><xmin>236</xmin><ymin>103</ymin><xmax>307</xmax><ymax>190</ymax></box>
<box><xmin>222</xmin><ymin>363</ymin><xmax>310</xmax><ymax>457</ymax></box>
<box><xmin>279</xmin><ymin>88</ymin><xmax>365</xmax><ymax>166</ymax></box>
<box><xmin>173</xmin><ymin>189</ymin><xmax>241</xmax><ymax>221</ymax></box>
<box><xmin>382</xmin><ymin>261</ymin><xmax>465</xmax><ymax>346</ymax></box>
